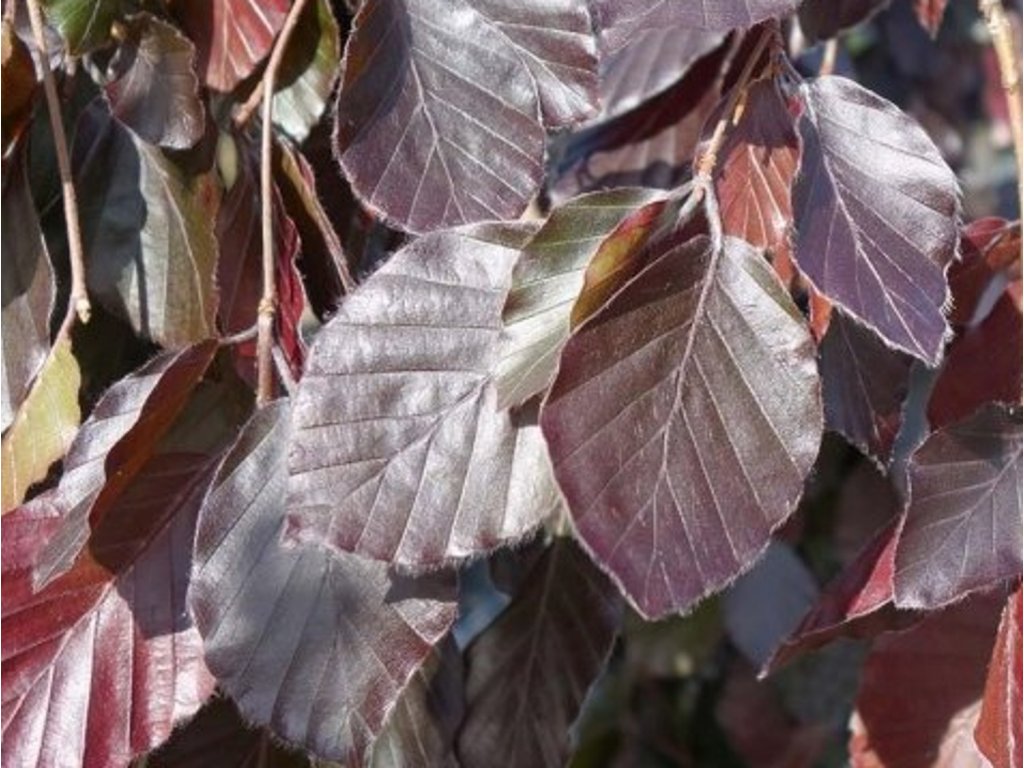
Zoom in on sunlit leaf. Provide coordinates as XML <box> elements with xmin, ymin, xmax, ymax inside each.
<box><xmin>189</xmin><ymin>400</ymin><xmax>459</xmax><ymax>763</ymax></box>
<box><xmin>947</xmin><ymin>218</ymin><xmax>1021</xmax><ymax>328</ymax></box>
<box><xmin>894</xmin><ymin>404</ymin><xmax>1023</xmax><ymax>610</ymax></box>
<box><xmin>541</xmin><ymin>232</ymin><xmax>822</xmax><ymax>619</ymax></box>
<box><xmin>792</xmin><ymin>76</ymin><xmax>960</xmax><ymax>364</ymax></box>
<box><xmin>40</xmin><ymin>0</ymin><xmax>121</xmax><ymax>54</ymax></box>
<box><xmin>334</xmin><ymin>0</ymin><xmax>598</xmax><ymax>232</ymax></box>
<box><xmin>458</xmin><ymin>537</ymin><xmax>622</xmax><ymax>767</ymax></box>
<box><xmin>976</xmin><ymin>587</ymin><xmax>1023</xmax><ymax>768</ymax></box>
<box><xmin>287</xmin><ymin>225</ymin><xmax>562</xmax><ymax>570</ymax></box>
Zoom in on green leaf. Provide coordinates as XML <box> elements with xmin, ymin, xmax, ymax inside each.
<box><xmin>41</xmin><ymin>0</ymin><xmax>122</xmax><ymax>55</ymax></box>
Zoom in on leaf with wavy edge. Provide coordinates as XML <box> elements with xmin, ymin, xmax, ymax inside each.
<box><xmin>189</xmin><ymin>401</ymin><xmax>458</xmax><ymax>763</ymax></box>
<box><xmin>286</xmin><ymin>224</ymin><xmax>562</xmax><ymax>570</ymax></box>
<box><xmin>792</xmin><ymin>76</ymin><xmax>960</xmax><ymax>364</ymax></box>
<box><xmin>541</xmin><ymin>233</ymin><xmax>822</xmax><ymax>619</ymax></box>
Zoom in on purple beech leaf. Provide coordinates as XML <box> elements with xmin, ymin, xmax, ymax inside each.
<box><xmin>334</xmin><ymin>0</ymin><xmax>598</xmax><ymax>233</ymax></box>
<box><xmin>272</xmin><ymin>0</ymin><xmax>341</xmax><ymax>144</ymax></box>
<box><xmin>819</xmin><ymin>310</ymin><xmax>913</xmax><ymax>465</ymax></box>
<box><xmin>541</xmin><ymin>232</ymin><xmax>823</xmax><ymax>619</ymax></box>
<box><xmin>597</xmin><ymin>28</ymin><xmax>724</xmax><ymax>121</ymax></box>
<box><xmin>894</xmin><ymin>404</ymin><xmax>1023</xmax><ymax>610</ymax></box>
<box><xmin>798</xmin><ymin>0</ymin><xmax>891</xmax><ymax>42</ymax></box>
<box><xmin>189</xmin><ymin>401</ymin><xmax>459</xmax><ymax>763</ymax></box>
<box><xmin>172</xmin><ymin>0</ymin><xmax>290</xmax><ymax>92</ymax></box>
<box><xmin>1</xmin><ymin>451</ymin><xmax>219</xmax><ymax>768</ymax></box>
<box><xmin>103</xmin><ymin>13</ymin><xmax>205</xmax><ymax>150</ymax></box>
<box><xmin>74</xmin><ymin>102</ymin><xmax>220</xmax><ymax>348</ymax></box>
<box><xmin>286</xmin><ymin>225</ymin><xmax>563</xmax><ymax>570</ymax></box>
<box><xmin>496</xmin><ymin>188</ymin><xmax>672</xmax><ymax>408</ymax></box>
<box><xmin>792</xmin><ymin>76</ymin><xmax>960</xmax><ymax>364</ymax></box>
<box><xmin>457</xmin><ymin>537</ymin><xmax>623</xmax><ymax>768</ymax></box>
<box><xmin>2</xmin><ymin>142</ymin><xmax>55</xmax><ymax>433</ymax></box>
<box><xmin>914</xmin><ymin>0</ymin><xmax>950</xmax><ymax>37</ymax></box>
<box><xmin>976</xmin><ymin>587</ymin><xmax>1023</xmax><ymax>768</ymax></box>
<box><xmin>30</xmin><ymin>341</ymin><xmax>217</xmax><ymax>587</ymax></box>
<box><xmin>593</xmin><ymin>0</ymin><xmax>799</xmax><ymax>55</ymax></box>
<box><xmin>2</xmin><ymin>20</ymin><xmax>37</xmax><ymax>154</ymax></box>
<box><xmin>39</xmin><ymin>0</ymin><xmax>121</xmax><ymax>54</ymax></box>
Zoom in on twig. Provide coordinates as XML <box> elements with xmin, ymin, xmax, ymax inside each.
<box><xmin>819</xmin><ymin>38</ymin><xmax>839</xmax><ymax>76</ymax></box>
<box><xmin>25</xmin><ymin>0</ymin><xmax>90</xmax><ymax>334</ymax></box>
<box><xmin>256</xmin><ymin>0</ymin><xmax>310</xmax><ymax>407</ymax></box>
<box><xmin>695</xmin><ymin>26</ymin><xmax>776</xmax><ymax>181</ymax></box>
<box><xmin>979</xmin><ymin>0</ymin><xmax>1023</xmax><ymax>201</ymax></box>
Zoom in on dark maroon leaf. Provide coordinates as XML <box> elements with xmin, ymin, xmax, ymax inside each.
<box><xmin>541</xmin><ymin>232</ymin><xmax>822</xmax><ymax>619</ymax></box>
<box><xmin>851</xmin><ymin>590</ymin><xmax>1005</xmax><ymax>768</ymax></box>
<box><xmin>286</xmin><ymin>225</ymin><xmax>563</xmax><ymax>570</ymax></box>
<box><xmin>914</xmin><ymin>0</ymin><xmax>950</xmax><ymax>37</ymax></box>
<box><xmin>457</xmin><ymin>537</ymin><xmax>622</xmax><ymax>768</ymax></box>
<box><xmin>947</xmin><ymin>218</ymin><xmax>1021</xmax><ymax>328</ymax></box>
<box><xmin>798</xmin><ymin>0</ymin><xmax>891</xmax><ymax>43</ymax></box>
<box><xmin>1</xmin><ymin>451</ymin><xmax>218</xmax><ymax>767</ymax></box>
<box><xmin>30</xmin><ymin>342</ymin><xmax>217</xmax><ymax>587</ymax></box>
<box><xmin>173</xmin><ymin>0</ymin><xmax>290</xmax><ymax>92</ymax></box>
<box><xmin>40</xmin><ymin>0</ymin><xmax>121</xmax><ymax>54</ymax></box>
<box><xmin>820</xmin><ymin>310</ymin><xmax>914</xmax><ymax>464</ymax></box>
<box><xmin>2</xmin><ymin>141</ymin><xmax>54</xmax><ymax>432</ymax></box>
<box><xmin>334</xmin><ymin>0</ymin><xmax>598</xmax><ymax>232</ymax></box>
<box><xmin>593</xmin><ymin>0</ymin><xmax>799</xmax><ymax>55</ymax></box>
<box><xmin>894</xmin><ymin>404</ymin><xmax>1022</xmax><ymax>610</ymax></box>
<box><xmin>496</xmin><ymin>188</ymin><xmax>672</xmax><ymax>408</ymax></box>
<box><xmin>189</xmin><ymin>400</ymin><xmax>459</xmax><ymax>763</ymax></box>
<box><xmin>976</xmin><ymin>587</ymin><xmax>1023</xmax><ymax>768</ymax></box>
<box><xmin>73</xmin><ymin>102</ymin><xmax>220</xmax><ymax>348</ymax></box>
<box><xmin>1</xmin><ymin>19</ymin><xmax>36</xmax><ymax>155</ymax></box>
<box><xmin>792</xmin><ymin>76</ymin><xmax>960</xmax><ymax>364</ymax></box>
<box><xmin>216</xmin><ymin>132</ymin><xmax>306</xmax><ymax>385</ymax></box>
<box><xmin>103</xmin><ymin>14</ymin><xmax>205</xmax><ymax>150</ymax></box>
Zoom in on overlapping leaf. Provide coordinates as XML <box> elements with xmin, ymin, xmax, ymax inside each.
<box><xmin>1</xmin><ymin>20</ymin><xmax>36</xmax><ymax>154</ymax></box>
<box><xmin>495</xmin><ymin>188</ymin><xmax>671</xmax><ymax>408</ymax></box>
<box><xmin>74</xmin><ymin>102</ymin><xmax>220</xmax><ymax>348</ymax></box>
<box><xmin>173</xmin><ymin>0</ymin><xmax>290</xmax><ymax>92</ymax></box>
<box><xmin>189</xmin><ymin>401</ymin><xmax>459</xmax><ymax>763</ymax></box>
<box><xmin>40</xmin><ymin>0</ymin><xmax>121</xmax><ymax>54</ymax></box>
<box><xmin>792</xmin><ymin>76</ymin><xmax>960</xmax><ymax>363</ymax></box>
<box><xmin>541</xmin><ymin>233</ymin><xmax>822</xmax><ymax>619</ymax></box>
<box><xmin>287</xmin><ymin>225</ymin><xmax>563</xmax><ymax>570</ymax></box>
<box><xmin>894</xmin><ymin>404</ymin><xmax>1023</xmax><ymax>610</ymax></box>
<box><xmin>798</xmin><ymin>0</ymin><xmax>890</xmax><ymax>42</ymax></box>
<box><xmin>947</xmin><ymin>218</ymin><xmax>1021</xmax><ymax>328</ymax></box>
<box><xmin>103</xmin><ymin>14</ymin><xmax>205</xmax><ymax>150</ymax></box>
<box><xmin>334</xmin><ymin>0</ymin><xmax>598</xmax><ymax>232</ymax></box>
<box><xmin>1</xmin><ymin>451</ymin><xmax>219</xmax><ymax>767</ymax></box>
<box><xmin>976</xmin><ymin>587</ymin><xmax>1023</xmax><ymax>768</ymax></box>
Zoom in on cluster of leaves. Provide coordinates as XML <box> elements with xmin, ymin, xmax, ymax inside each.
<box><xmin>1</xmin><ymin>0</ymin><xmax>1021</xmax><ymax>766</ymax></box>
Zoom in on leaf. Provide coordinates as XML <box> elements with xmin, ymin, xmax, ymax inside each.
<box><xmin>40</xmin><ymin>0</ymin><xmax>121</xmax><ymax>54</ymax></box>
<box><xmin>947</xmin><ymin>218</ymin><xmax>1021</xmax><ymax>328</ymax></box>
<box><xmin>334</xmin><ymin>0</ymin><xmax>598</xmax><ymax>232</ymax></box>
<box><xmin>1</xmin><ymin>451</ymin><xmax>219</xmax><ymax>767</ymax></box>
<box><xmin>457</xmin><ymin>537</ymin><xmax>622</xmax><ymax>768</ymax></box>
<box><xmin>495</xmin><ymin>188</ymin><xmax>671</xmax><ymax>408</ymax></box>
<box><xmin>976</xmin><ymin>587</ymin><xmax>1023</xmax><ymax>768</ymax></box>
<box><xmin>820</xmin><ymin>310</ymin><xmax>913</xmax><ymax>464</ymax></box>
<box><xmin>29</xmin><ymin>341</ymin><xmax>217</xmax><ymax>587</ymax></box>
<box><xmin>173</xmin><ymin>0</ymin><xmax>290</xmax><ymax>92</ymax></box>
<box><xmin>189</xmin><ymin>400</ymin><xmax>459</xmax><ymax>763</ymax></box>
<box><xmin>708</xmin><ymin>76</ymin><xmax>799</xmax><ymax>257</ymax></box>
<box><xmin>851</xmin><ymin>590</ymin><xmax>1004</xmax><ymax>768</ymax></box>
<box><xmin>792</xmin><ymin>75</ymin><xmax>960</xmax><ymax>364</ymax></box>
<box><xmin>894</xmin><ymin>404</ymin><xmax>1023</xmax><ymax>610</ymax></box>
<box><xmin>540</xmin><ymin>232</ymin><xmax>822</xmax><ymax>619</ymax></box>
<box><xmin>798</xmin><ymin>0</ymin><xmax>891</xmax><ymax>42</ymax></box>
<box><xmin>74</xmin><ymin>101</ymin><xmax>220</xmax><ymax>348</ymax></box>
<box><xmin>272</xmin><ymin>0</ymin><xmax>341</xmax><ymax>143</ymax></box>
<box><xmin>914</xmin><ymin>0</ymin><xmax>949</xmax><ymax>37</ymax></box>
<box><xmin>286</xmin><ymin>225</ymin><xmax>563</xmax><ymax>570</ymax></box>
<box><xmin>103</xmin><ymin>13</ymin><xmax>205</xmax><ymax>150</ymax></box>
<box><xmin>593</xmin><ymin>0</ymin><xmax>799</xmax><ymax>54</ymax></box>
<box><xmin>2</xmin><ymin>141</ymin><xmax>54</xmax><ymax>432</ymax></box>
<box><xmin>1</xmin><ymin>19</ymin><xmax>36</xmax><ymax>154</ymax></box>
<box><xmin>1</xmin><ymin>339</ymin><xmax>81</xmax><ymax>512</ymax></box>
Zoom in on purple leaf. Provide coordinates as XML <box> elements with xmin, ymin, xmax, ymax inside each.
<box><xmin>286</xmin><ymin>225</ymin><xmax>562</xmax><ymax>570</ymax></box>
<box><xmin>798</xmin><ymin>0</ymin><xmax>891</xmax><ymax>42</ymax></box>
<box><xmin>894</xmin><ymin>404</ymin><xmax>1023</xmax><ymax>610</ymax></box>
<box><xmin>458</xmin><ymin>537</ymin><xmax>622</xmax><ymax>767</ymax></box>
<box><xmin>334</xmin><ymin>0</ymin><xmax>598</xmax><ymax>233</ymax></box>
<box><xmin>541</xmin><ymin>233</ymin><xmax>822</xmax><ymax>619</ymax></box>
<box><xmin>792</xmin><ymin>76</ymin><xmax>960</xmax><ymax>364</ymax></box>
<box><xmin>103</xmin><ymin>13</ymin><xmax>205</xmax><ymax>150</ymax></box>
<box><xmin>189</xmin><ymin>401</ymin><xmax>459</xmax><ymax>763</ymax></box>
<box><xmin>975</xmin><ymin>587</ymin><xmax>1023</xmax><ymax>768</ymax></box>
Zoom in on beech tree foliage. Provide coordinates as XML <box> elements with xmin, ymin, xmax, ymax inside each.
<box><xmin>1</xmin><ymin>0</ymin><xmax>1021</xmax><ymax>766</ymax></box>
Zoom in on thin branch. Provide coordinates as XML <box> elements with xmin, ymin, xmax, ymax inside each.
<box><xmin>25</xmin><ymin>0</ymin><xmax>90</xmax><ymax>334</ymax></box>
<box><xmin>819</xmin><ymin>38</ymin><xmax>839</xmax><ymax>76</ymax></box>
<box><xmin>256</xmin><ymin>0</ymin><xmax>310</xmax><ymax>407</ymax></box>
<box><xmin>979</xmin><ymin>0</ymin><xmax>1023</xmax><ymax>202</ymax></box>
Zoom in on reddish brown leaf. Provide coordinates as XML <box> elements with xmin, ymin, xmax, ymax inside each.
<box><xmin>947</xmin><ymin>219</ymin><xmax>1022</xmax><ymax>328</ymax></box>
<box><xmin>798</xmin><ymin>0</ymin><xmax>890</xmax><ymax>42</ymax></box>
<box><xmin>976</xmin><ymin>587</ymin><xmax>1023</xmax><ymax>768</ymax></box>
<box><xmin>913</xmin><ymin>0</ymin><xmax>950</xmax><ymax>38</ymax></box>
<box><xmin>1</xmin><ymin>19</ymin><xmax>36</xmax><ymax>155</ymax></box>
